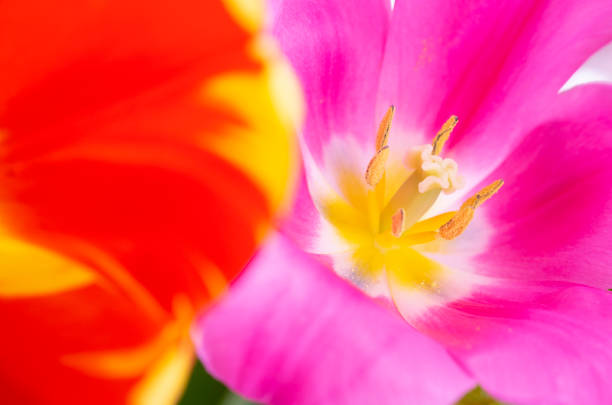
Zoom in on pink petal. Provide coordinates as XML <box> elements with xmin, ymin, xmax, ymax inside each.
<box><xmin>270</xmin><ymin>0</ymin><xmax>390</xmax><ymax>165</ymax></box>
<box><xmin>192</xmin><ymin>234</ymin><xmax>474</xmax><ymax>405</ymax></box>
<box><xmin>279</xmin><ymin>170</ymin><xmax>321</xmax><ymax>253</ymax></box>
<box><xmin>414</xmin><ymin>281</ymin><xmax>612</xmax><ymax>405</ymax></box>
<box><xmin>280</xmin><ymin>152</ymin><xmax>364</xmax><ymax>256</ymax></box>
<box><xmin>379</xmin><ymin>0</ymin><xmax>612</xmax><ymax>186</ymax></box>
<box><xmin>476</xmin><ymin>84</ymin><xmax>612</xmax><ymax>288</ymax></box>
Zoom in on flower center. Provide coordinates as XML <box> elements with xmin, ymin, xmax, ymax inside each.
<box><xmin>363</xmin><ymin>106</ymin><xmax>502</xmax><ymax>244</ymax></box>
<box><xmin>314</xmin><ymin>106</ymin><xmax>503</xmax><ymax>293</ymax></box>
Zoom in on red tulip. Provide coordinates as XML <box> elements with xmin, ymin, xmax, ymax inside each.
<box><xmin>0</xmin><ymin>0</ymin><xmax>300</xmax><ymax>403</ymax></box>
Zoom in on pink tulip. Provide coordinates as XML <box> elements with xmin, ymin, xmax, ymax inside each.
<box><xmin>193</xmin><ymin>1</ymin><xmax>612</xmax><ymax>404</ymax></box>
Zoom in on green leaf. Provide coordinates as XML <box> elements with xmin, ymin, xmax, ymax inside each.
<box><xmin>455</xmin><ymin>386</ymin><xmax>504</xmax><ymax>405</ymax></box>
<box><xmin>178</xmin><ymin>360</ymin><xmax>257</xmax><ymax>405</ymax></box>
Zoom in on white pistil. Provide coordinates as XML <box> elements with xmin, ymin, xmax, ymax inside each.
<box><xmin>407</xmin><ymin>145</ymin><xmax>465</xmax><ymax>194</ymax></box>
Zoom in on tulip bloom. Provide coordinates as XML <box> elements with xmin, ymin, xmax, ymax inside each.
<box><xmin>0</xmin><ymin>0</ymin><xmax>299</xmax><ymax>403</ymax></box>
<box><xmin>194</xmin><ymin>1</ymin><xmax>612</xmax><ymax>404</ymax></box>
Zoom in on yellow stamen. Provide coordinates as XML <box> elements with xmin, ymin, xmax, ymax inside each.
<box><xmin>365</xmin><ymin>145</ymin><xmax>389</xmax><ymax>187</ymax></box>
<box><xmin>399</xmin><ymin>231</ymin><xmax>438</xmax><ymax>246</ymax></box>
<box><xmin>439</xmin><ymin>179</ymin><xmax>504</xmax><ymax>240</ymax></box>
<box><xmin>365</xmin><ymin>105</ymin><xmax>396</xmax><ymax>188</ymax></box>
<box><xmin>406</xmin><ymin>211</ymin><xmax>456</xmax><ymax>235</ymax></box>
<box><xmin>375</xmin><ymin>105</ymin><xmax>395</xmax><ymax>151</ymax></box>
<box><xmin>432</xmin><ymin>115</ymin><xmax>458</xmax><ymax>155</ymax></box>
<box><xmin>391</xmin><ymin>208</ymin><xmax>405</xmax><ymax>237</ymax></box>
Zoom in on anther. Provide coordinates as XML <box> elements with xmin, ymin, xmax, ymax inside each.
<box><xmin>365</xmin><ymin>145</ymin><xmax>389</xmax><ymax>187</ymax></box>
<box><xmin>366</xmin><ymin>106</ymin><xmax>395</xmax><ymax>187</ymax></box>
<box><xmin>432</xmin><ymin>115</ymin><xmax>458</xmax><ymax>155</ymax></box>
<box><xmin>439</xmin><ymin>179</ymin><xmax>503</xmax><ymax>240</ymax></box>
<box><xmin>376</xmin><ymin>105</ymin><xmax>395</xmax><ymax>151</ymax></box>
<box><xmin>391</xmin><ymin>208</ymin><xmax>405</xmax><ymax>237</ymax></box>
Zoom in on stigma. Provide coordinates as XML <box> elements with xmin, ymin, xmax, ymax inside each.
<box><xmin>410</xmin><ymin>144</ymin><xmax>464</xmax><ymax>194</ymax></box>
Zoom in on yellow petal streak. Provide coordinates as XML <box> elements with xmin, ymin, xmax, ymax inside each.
<box><xmin>128</xmin><ymin>336</ymin><xmax>194</xmax><ymax>405</ymax></box>
<box><xmin>0</xmin><ymin>236</ymin><xmax>95</xmax><ymax>297</ymax></box>
<box><xmin>61</xmin><ymin>320</ymin><xmax>182</xmax><ymax>378</ymax></box>
<box><xmin>62</xmin><ymin>296</ymin><xmax>193</xmax><ymax>377</ymax></box>
<box><xmin>200</xmin><ymin>38</ymin><xmax>301</xmax><ymax>217</ymax></box>
<box><xmin>386</xmin><ymin>248</ymin><xmax>442</xmax><ymax>289</ymax></box>
<box><xmin>320</xmin><ymin>197</ymin><xmax>371</xmax><ymax>243</ymax></box>
<box><xmin>351</xmin><ymin>244</ymin><xmax>385</xmax><ymax>279</ymax></box>
<box><xmin>196</xmin><ymin>260</ymin><xmax>229</xmax><ymax>301</ymax></box>
<box><xmin>62</xmin><ymin>297</ymin><xmax>195</xmax><ymax>405</ymax></box>
<box><xmin>439</xmin><ymin>179</ymin><xmax>504</xmax><ymax>240</ymax></box>
<box><xmin>222</xmin><ymin>0</ymin><xmax>264</xmax><ymax>32</ymax></box>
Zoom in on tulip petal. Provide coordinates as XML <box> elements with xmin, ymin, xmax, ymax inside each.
<box><xmin>0</xmin><ymin>0</ymin><xmax>300</xmax><ymax>403</ymax></box>
<box><xmin>379</xmin><ymin>0</ymin><xmax>612</xmax><ymax>187</ymax></box>
<box><xmin>397</xmin><ymin>85</ymin><xmax>612</xmax><ymax>405</ymax></box>
<box><xmin>270</xmin><ymin>0</ymin><xmax>390</xmax><ymax>166</ymax></box>
<box><xmin>0</xmin><ymin>0</ymin><xmax>298</xmax><ymax>311</ymax></box>
<box><xmin>476</xmin><ymin>84</ymin><xmax>612</xmax><ymax>288</ymax></box>
<box><xmin>414</xmin><ymin>282</ymin><xmax>612</xmax><ymax>405</ymax></box>
<box><xmin>0</xmin><ymin>283</ymin><xmax>190</xmax><ymax>404</ymax></box>
<box><xmin>193</xmin><ymin>234</ymin><xmax>474</xmax><ymax>405</ymax></box>
<box><xmin>279</xmin><ymin>171</ymin><xmax>323</xmax><ymax>253</ymax></box>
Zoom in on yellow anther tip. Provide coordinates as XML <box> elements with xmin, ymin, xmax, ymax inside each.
<box><xmin>365</xmin><ymin>145</ymin><xmax>389</xmax><ymax>187</ymax></box>
<box><xmin>464</xmin><ymin>178</ymin><xmax>504</xmax><ymax>209</ymax></box>
<box><xmin>375</xmin><ymin>105</ymin><xmax>395</xmax><ymax>151</ymax></box>
<box><xmin>432</xmin><ymin>115</ymin><xmax>459</xmax><ymax>156</ymax></box>
<box><xmin>447</xmin><ymin>115</ymin><xmax>458</xmax><ymax>127</ymax></box>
